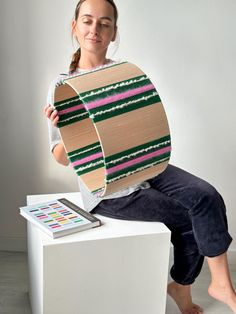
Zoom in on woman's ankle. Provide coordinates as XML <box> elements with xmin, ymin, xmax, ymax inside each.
<box><xmin>208</xmin><ymin>282</ymin><xmax>236</xmax><ymax>313</ymax></box>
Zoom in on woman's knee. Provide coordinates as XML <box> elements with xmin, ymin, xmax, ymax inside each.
<box><xmin>190</xmin><ymin>180</ymin><xmax>226</xmax><ymax>213</ymax></box>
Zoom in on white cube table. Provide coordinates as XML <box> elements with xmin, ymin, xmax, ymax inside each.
<box><xmin>27</xmin><ymin>192</ymin><xmax>170</xmax><ymax>314</ymax></box>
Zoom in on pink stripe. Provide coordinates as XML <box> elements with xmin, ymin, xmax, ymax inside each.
<box><xmin>72</xmin><ymin>152</ymin><xmax>103</xmax><ymax>167</ymax></box>
<box><xmin>86</xmin><ymin>84</ymin><xmax>155</xmax><ymax>110</ymax></box>
<box><xmin>39</xmin><ymin>216</ymin><xmax>47</xmax><ymax>219</ymax></box>
<box><xmin>58</xmin><ymin>104</ymin><xmax>84</xmax><ymax>115</ymax></box>
<box><xmin>106</xmin><ymin>146</ymin><xmax>171</xmax><ymax>175</ymax></box>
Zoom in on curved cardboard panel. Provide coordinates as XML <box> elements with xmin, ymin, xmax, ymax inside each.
<box><xmin>54</xmin><ymin>62</ymin><xmax>171</xmax><ymax>197</ymax></box>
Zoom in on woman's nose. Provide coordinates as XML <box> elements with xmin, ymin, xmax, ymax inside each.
<box><xmin>90</xmin><ymin>22</ymin><xmax>99</xmax><ymax>35</ymax></box>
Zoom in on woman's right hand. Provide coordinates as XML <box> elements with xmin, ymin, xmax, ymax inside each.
<box><xmin>43</xmin><ymin>104</ymin><xmax>59</xmax><ymax>126</ymax></box>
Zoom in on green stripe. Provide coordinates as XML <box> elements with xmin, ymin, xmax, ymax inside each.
<box><xmin>105</xmin><ymin>135</ymin><xmax>171</xmax><ymax>164</ymax></box>
<box><xmin>89</xmin><ymin>89</ymin><xmax>156</xmax><ymax>115</ymax></box>
<box><xmin>58</xmin><ymin>107</ymin><xmax>87</xmax><ymax>120</ymax></box>
<box><xmin>79</xmin><ymin>75</ymin><xmax>149</xmax><ymax>102</ymax></box>
<box><xmin>68</xmin><ymin>142</ymin><xmax>101</xmax><ymax>157</ymax></box>
<box><xmin>57</xmin><ymin>113</ymin><xmax>89</xmax><ymax>128</ymax></box>
<box><xmin>54</xmin><ymin>95</ymin><xmax>82</xmax><ymax>109</ymax></box>
<box><xmin>91</xmin><ymin>187</ymin><xmax>105</xmax><ymax>195</ymax></box>
<box><xmin>105</xmin><ymin>142</ymin><xmax>171</xmax><ymax>169</ymax></box>
<box><xmin>106</xmin><ymin>151</ymin><xmax>171</xmax><ymax>181</ymax></box>
<box><xmin>75</xmin><ymin>159</ymin><xmax>104</xmax><ymax>175</ymax></box>
<box><xmin>91</xmin><ymin>92</ymin><xmax>161</xmax><ymax>123</ymax></box>
<box><xmin>69</xmin><ymin>146</ymin><xmax>103</xmax><ymax>162</ymax></box>
<box><xmin>106</xmin><ymin>155</ymin><xmax>170</xmax><ymax>184</ymax></box>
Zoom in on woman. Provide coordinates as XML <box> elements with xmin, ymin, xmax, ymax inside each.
<box><xmin>44</xmin><ymin>0</ymin><xmax>236</xmax><ymax>313</ymax></box>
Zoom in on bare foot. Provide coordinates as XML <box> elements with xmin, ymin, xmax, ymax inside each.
<box><xmin>167</xmin><ymin>281</ymin><xmax>203</xmax><ymax>314</ymax></box>
<box><xmin>208</xmin><ymin>283</ymin><xmax>236</xmax><ymax>313</ymax></box>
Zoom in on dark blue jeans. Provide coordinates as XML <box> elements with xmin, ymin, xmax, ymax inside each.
<box><xmin>92</xmin><ymin>165</ymin><xmax>232</xmax><ymax>285</ymax></box>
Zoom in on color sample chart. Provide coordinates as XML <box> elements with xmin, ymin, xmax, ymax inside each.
<box><xmin>27</xmin><ymin>200</ymin><xmax>90</xmax><ymax>232</ymax></box>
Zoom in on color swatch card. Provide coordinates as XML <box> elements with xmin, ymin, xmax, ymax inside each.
<box><xmin>19</xmin><ymin>198</ymin><xmax>101</xmax><ymax>238</ymax></box>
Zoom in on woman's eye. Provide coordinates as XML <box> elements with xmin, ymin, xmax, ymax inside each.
<box><xmin>101</xmin><ymin>23</ymin><xmax>110</xmax><ymax>28</ymax></box>
<box><xmin>83</xmin><ymin>20</ymin><xmax>91</xmax><ymax>24</ymax></box>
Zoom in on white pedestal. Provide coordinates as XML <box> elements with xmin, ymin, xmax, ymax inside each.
<box><xmin>27</xmin><ymin>192</ymin><xmax>170</xmax><ymax>314</ymax></box>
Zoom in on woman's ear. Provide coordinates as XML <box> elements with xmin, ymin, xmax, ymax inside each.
<box><xmin>111</xmin><ymin>26</ymin><xmax>117</xmax><ymax>42</ymax></box>
<box><xmin>71</xmin><ymin>19</ymin><xmax>77</xmax><ymax>35</ymax></box>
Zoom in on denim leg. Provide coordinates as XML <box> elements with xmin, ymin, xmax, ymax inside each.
<box><xmin>93</xmin><ymin>187</ymin><xmax>200</xmax><ymax>284</ymax></box>
<box><xmin>148</xmin><ymin>165</ymin><xmax>232</xmax><ymax>257</ymax></box>
<box><xmin>93</xmin><ymin>164</ymin><xmax>232</xmax><ymax>285</ymax></box>
<box><xmin>170</xmin><ymin>230</ymin><xmax>204</xmax><ymax>285</ymax></box>
<box><xmin>148</xmin><ymin>165</ymin><xmax>232</xmax><ymax>284</ymax></box>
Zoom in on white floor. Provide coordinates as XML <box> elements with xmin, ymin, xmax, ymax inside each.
<box><xmin>0</xmin><ymin>251</ymin><xmax>235</xmax><ymax>314</ymax></box>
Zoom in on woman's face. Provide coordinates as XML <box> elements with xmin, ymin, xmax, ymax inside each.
<box><xmin>72</xmin><ymin>0</ymin><xmax>117</xmax><ymax>57</ymax></box>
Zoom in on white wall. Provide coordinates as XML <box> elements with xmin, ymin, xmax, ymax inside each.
<box><xmin>0</xmin><ymin>0</ymin><xmax>235</xmax><ymax>252</ymax></box>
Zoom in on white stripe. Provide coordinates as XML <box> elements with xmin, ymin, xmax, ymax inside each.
<box><xmin>90</xmin><ymin>91</ymin><xmax>158</xmax><ymax>119</ymax></box>
<box><xmin>105</xmin><ymin>157</ymin><xmax>170</xmax><ymax>184</ymax></box>
<box><xmin>106</xmin><ymin>140</ymin><xmax>171</xmax><ymax>166</ymax></box>
<box><xmin>75</xmin><ymin>159</ymin><xmax>104</xmax><ymax>173</ymax></box>
<box><xmin>59</xmin><ymin>111</ymin><xmax>88</xmax><ymax>123</ymax></box>
<box><xmin>56</xmin><ymin>97</ymin><xmax>81</xmax><ymax>108</ymax></box>
<box><xmin>80</xmin><ymin>76</ymin><xmax>148</xmax><ymax>100</ymax></box>
<box><xmin>69</xmin><ymin>144</ymin><xmax>101</xmax><ymax>158</ymax></box>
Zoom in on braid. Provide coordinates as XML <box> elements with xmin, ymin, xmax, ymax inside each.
<box><xmin>69</xmin><ymin>48</ymin><xmax>81</xmax><ymax>75</ymax></box>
